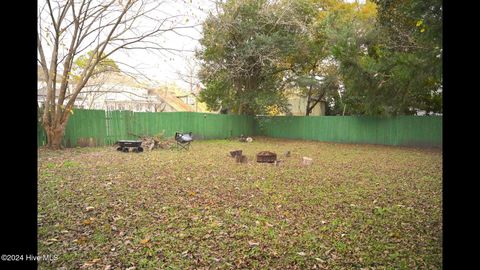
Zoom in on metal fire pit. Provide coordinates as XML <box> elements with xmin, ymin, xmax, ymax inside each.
<box><xmin>116</xmin><ymin>140</ymin><xmax>143</xmax><ymax>153</ymax></box>
<box><xmin>256</xmin><ymin>151</ymin><xmax>277</xmax><ymax>163</ymax></box>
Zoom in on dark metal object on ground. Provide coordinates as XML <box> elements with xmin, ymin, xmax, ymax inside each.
<box><xmin>239</xmin><ymin>134</ymin><xmax>253</xmax><ymax>143</ymax></box>
<box><xmin>256</xmin><ymin>151</ymin><xmax>277</xmax><ymax>163</ymax></box>
<box><xmin>175</xmin><ymin>132</ymin><xmax>193</xmax><ymax>150</ymax></box>
<box><xmin>116</xmin><ymin>140</ymin><xmax>143</xmax><ymax>153</ymax></box>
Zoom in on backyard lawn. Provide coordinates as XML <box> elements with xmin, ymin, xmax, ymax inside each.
<box><xmin>38</xmin><ymin>138</ymin><xmax>442</xmax><ymax>269</ymax></box>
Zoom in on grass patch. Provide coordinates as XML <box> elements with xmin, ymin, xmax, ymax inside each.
<box><xmin>38</xmin><ymin>138</ymin><xmax>442</xmax><ymax>269</ymax></box>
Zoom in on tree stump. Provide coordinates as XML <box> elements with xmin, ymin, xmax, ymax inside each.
<box><xmin>230</xmin><ymin>150</ymin><xmax>242</xmax><ymax>157</ymax></box>
<box><xmin>235</xmin><ymin>154</ymin><xmax>248</xmax><ymax>163</ymax></box>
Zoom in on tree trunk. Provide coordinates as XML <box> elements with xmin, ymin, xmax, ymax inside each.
<box><xmin>238</xmin><ymin>103</ymin><xmax>243</xmax><ymax>115</ymax></box>
<box><xmin>306</xmin><ymin>98</ymin><xmax>311</xmax><ymax>116</ymax></box>
<box><xmin>306</xmin><ymin>85</ymin><xmax>312</xmax><ymax>116</ymax></box>
<box><xmin>44</xmin><ymin>122</ymin><xmax>67</xmax><ymax>150</ymax></box>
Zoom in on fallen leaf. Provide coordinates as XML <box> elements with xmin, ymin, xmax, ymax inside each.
<box><xmin>248</xmin><ymin>241</ymin><xmax>259</xmax><ymax>247</ymax></box>
<box><xmin>83</xmin><ymin>219</ymin><xmax>93</xmax><ymax>225</ymax></box>
<box><xmin>80</xmin><ymin>262</ymin><xmax>94</xmax><ymax>268</ymax></box>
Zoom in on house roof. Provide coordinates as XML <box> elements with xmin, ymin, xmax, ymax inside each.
<box><xmin>158</xmin><ymin>94</ymin><xmax>194</xmax><ymax>112</ymax></box>
<box><xmin>151</xmin><ymin>84</ymin><xmax>216</xmax><ymax>113</ymax></box>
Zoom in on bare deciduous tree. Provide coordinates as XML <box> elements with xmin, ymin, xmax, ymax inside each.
<box><xmin>176</xmin><ymin>57</ymin><xmax>201</xmax><ymax>111</ymax></box>
<box><xmin>176</xmin><ymin>57</ymin><xmax>200</xmax><ymax>94</ymax></box>
<box><xmin>38</xmin><ymin>0</ymin><xmax>195</xmax><ymax>149</ymax></box>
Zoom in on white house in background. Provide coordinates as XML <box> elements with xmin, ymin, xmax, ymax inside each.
<box><xmin>279</xmin><ymin>87</ymin><xmax>326</xmax><ymax>116</ymax></box>
<box><xmin>287</xmin><ymin>95</ymin><xmax>326</xmax><ymax>116</ymax></box>
<box><xmin>37</xmin><ymin>68</ymin><xmax>196</xmax><ymax>112</ymax></box>
<box><xmin>37</xmin><ymin>69</ymin><xmax>86</xmax><ymax>108</ymax></box>
<box><xmin>76</xmin><ymin>73</ymin><xmax>163</xmax><ymax>112</ymax></box>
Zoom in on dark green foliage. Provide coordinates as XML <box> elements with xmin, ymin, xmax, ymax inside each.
<box><xmin>329</xmin><ymin>0</ymin><xmax>442</xmax><ymax>115</ymax></box>
<box><xmin>197</xmin><ymin>0</ymin><xmax>304</xmax><ymax>115</ymax></box>
<box><xmin>197</xmin><ymin>0</ymin><xmax>442</xmax><ymax>116</ymax></box>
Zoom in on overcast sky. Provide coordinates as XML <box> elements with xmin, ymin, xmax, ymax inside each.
<box><xmin>111</xmin><ymin>0</ymin><xmax>364</xmax><ymax>90</ymax></box>
<box><xmin>111</xmin><ymin>0</ymin><xmax>216</xmax><ymax>90</ymax></box>
<box><xmin>39</xmin><ymin>0</ymin><xmax>364</xmax><ymax>91</ymax></box>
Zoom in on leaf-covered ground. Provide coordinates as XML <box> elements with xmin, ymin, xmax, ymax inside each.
<box><xmin>38</xmin><ymin>138</ymin><xmax>442</xmax><ymax>269</ymax></box>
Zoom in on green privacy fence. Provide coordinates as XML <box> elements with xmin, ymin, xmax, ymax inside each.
<box><xmin>38</xmin><ymin>121</ymin><xmax>47</xmax><ymax>146</ymax></box>
<box><xmin>37</xmin><ymin>110</ymin><xmax>442</xmax><ymax>148</ymax></box>
<box><xmin>38</xmin><ymin>109</ymin><xmax>256</xmax><ymax>147</ymax></box>
<box><xmin>255</xmin><ymin>115</ymin><xmax>442</xmax><ymax>147</ymax></box>
<box><xmin>64</xmin><ymin>109</ymin><xmax>108</xmax><ymax>147</ymax></box>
